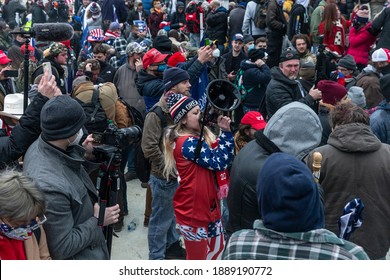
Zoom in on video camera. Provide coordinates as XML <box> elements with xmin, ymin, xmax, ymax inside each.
<box><xmin>92</xmin><ymin>125</ymin><xmax>142</xmax><ymax>150</ymax></box>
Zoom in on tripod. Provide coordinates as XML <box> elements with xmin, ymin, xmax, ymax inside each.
<box><xmin>94</xmin><ymin>145</ymin><xmax>122</xmax><ymax>258</ymax></box>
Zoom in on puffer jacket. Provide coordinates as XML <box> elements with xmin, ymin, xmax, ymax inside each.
<box><xmin>240</xmin><ymin>59</ymin><xmax>271</xmax><ymax>116</ymax></box>
<box><xmin>371</xmin><ymin>7</ymin><xmax>390</xmax><ymax>49</ymax></box>
<box><xmin>265</xmin><ymin>67</ymin><xmax>316</xmax><ymax>118</ymax></box>
<box><xmin>346</xmin><ymin>22</ymin><xmax>377</xmax><ymax>66</ymax></box>
<box><xmin>370</xmin><ymin>99</ymin><xmax>390</xmax><ymax>144</ymax></box>
<box><xmin>307</xmin><ymin>123</ymin><xmax>390</xmax><ymax>259</ymax></box>
<box><xmin>227</xmin><ymin>102</ymin><xmax>322</xmax><ymax>236</ymax></box>
<box><xmin>135</xmin><ymin>69</ymin><xmax>165</xmax><ymax>112</ymax></box>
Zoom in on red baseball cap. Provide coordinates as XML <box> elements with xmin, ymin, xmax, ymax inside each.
<box><xmin>142</xmin><ymin>48</ymin><xmax>168</xmax><ymax>69</ymax></box>
<box><xmin>0</xmin><ymin>50</ymin><xmax>12</xmax><ymax>65</ymax></box>
<box><xmin>241</xmin><ymin>111</ymin><xmax>267</xmax><ymax>130</ymax></box>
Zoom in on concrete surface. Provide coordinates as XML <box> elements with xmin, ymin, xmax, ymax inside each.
<box><xmin>111</xmin><ymin>178</ymin><xmax>148</xmax><ymax>260</ymax></box>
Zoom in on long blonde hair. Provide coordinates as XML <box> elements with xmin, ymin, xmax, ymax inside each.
<box><xmin>163</xmin><ymin>120</ymin><xmax>216</xmax><ymax>180</ymax></box>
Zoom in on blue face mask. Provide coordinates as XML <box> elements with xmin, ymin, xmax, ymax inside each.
<box><xmin>156</xmin><ymin>64</ymin><xmax>167</xmax><ymax>72</ymax></box>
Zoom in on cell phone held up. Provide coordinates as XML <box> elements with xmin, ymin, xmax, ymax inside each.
<box><xmin>3</xmin><ymin>70</ymin><xmax>19</xmax><ymax>78</ymax></box>
<box><xmin>42</xmin><ymin>62</ymin><xmax>52</xmax><ymax>80</ymax></box>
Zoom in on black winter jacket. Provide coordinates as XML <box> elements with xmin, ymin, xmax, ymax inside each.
<box><xmin>135</xmin><ymin>70</ymin><xmax>165</xmax><ymax>111</ymax></box>
<box><xmin>169</xmin><ymin>11</ymin><xmax>186</xmax><ymax>30</ymax></box>
<box><xmin>241</xmin><ymin>60</ymin><xmax>271</xmax><ymax>116</ymax></box>
<box><xmin>0</xmin><ymin>92</ymin><xmax>49</xmax><ymax>169</ymax></box>
<box><xmin>265</xmin><ymin>67</ymin><xmax>316</xmax><ymax>118</ymax></box>
<box><xmin>371</xmin><ymin>7</ymin><xmax>390</xmax><ymax>50</ymax></box>
<box><xmin>31</xmin><ymin>4</ymin><xmax>46</xmax><ymax>24</ymax></box>
<box><xmin>287</xmin><ymin>4</ymin><xmax>310</xmax><ymax>40</ymax></box>
<box><xmin>205</xmin><ymin>6</ymin><xmax>228</xmax><ymax>44</ymax></box>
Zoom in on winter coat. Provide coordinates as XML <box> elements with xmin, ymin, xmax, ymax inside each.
<box><xmin>371</xmin><ymin>7</ymin><xmax>390</xmax><ymax>50</ymax></box>
<box><xmin>205</xmin><ymin>6</ymin><xmax>228</xmax><ymax>44</ymax></box>
<box><xmin>318</xmin><ymin>19</ymin><xmax>347</xmax><ymax>56</ymax></box>
<box><xmin>47</xmin><ymin>3</ymin><xmax>69</xmax><ymax>23</ymax></box>
<box><xmin>147</xmin><ymin>9</ymin><xmax>164</xmax><ymax>38</ymax></box>
<box><xmin>32</xmin><ymin>58</ymin><xmax>67</xmax><ymax>95</ymax></box>
<box><xmin>127</xmin><ymin>9</ymin><xmax>147</xmax><ymax>24</ymax></box>
<box><xmin>222</xmin><ymin>50</ymin><xmax>246</xmax><ymax>74</ymax></box>
<box><xmin>135</xmin><ymin>69</ymin><xmax>165</xmax><ymax>111</ymax></box>
<box><xmin>310</xmin><ymin>0</ymin><xmax>326</xmax><ymax>44</ymax></box>
<box><xmin>169</xmin><ymin>10</ymin><xmax>186</xmax><ymax>30</ymax></box>
<box><xmin>265</xmin><ymin>67</ymin><xmax>316</xmax><ymax>118</ymax></box>
<box><xmin>207</xmin><ymin>56</ymin><xmax>228</xmax><ymax>82</ymax></box>
<box><xmin>227</xmin><ymin>102</ymin><xmax>322</xmax><ymax>235</ymax></box>
<box><xmin>4</xmin><ymin>0</ymin><xmax>26</xmax><ymax>28</ymax></box>
<box><xmin>346</xmin><ymin>22</ymin><xmax>377</xmax><ymax>66</ymax></box>
<box><xmin>113</xmin><ymin>63</ymin><xmax>146</xmax><ymax>115</ymax></box>
<box><xmin>240</xmin><ymin>59</ymin><xmax>271</xmax><ymax>115</ymax></box>
<box><xmin>31</xmin><ymin>4</ymin><xmax>46</xmax><ymax>24</ymax></box>
<box><xmin>287</xmin><ymin>3</ymin><xmax>311</xmax><ymax>40</ymax></box>
<box><xmin>242</xmin><ymin>1</ymin><xmax>266</xmax><ymax>37</ymax></box>
<box><xmin>355</xmin><ymin>66</ymin><xmax>384</xmax><ymax>109</ymax></box>
<box><xmin>98</xmin><ymin>62</ymin><xmax>116</xmax><ymax>83</ymax></box>
<box><xmin>307</xmin><ymin>123</ymin><xmax>390</xmax><ymax>259</ymax></box>
<box><xmin>370</xmin><ymin>100</ymin><xmax>390</xmax><ymax>144</ymax></box>
<box><xmin>24</xmin><ymin>138</ymin><xmax>109</xmax><ymax>260</ymax></box>
<box><xmin>228</xmin><ymin>5</ymin><xmax>246</xmax><ymax>42</ymax></box>
<box><xmin>266</xmin><ymin>0</ymin><xmax>287</xmax><ymax>35</ymax></box>
<box><xmin>0</xmin><ymin>92</ymin><xmax>48</xmax><ymax>169</ymax></box>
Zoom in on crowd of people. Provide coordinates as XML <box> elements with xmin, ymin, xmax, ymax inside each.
<box><xmin>1</xmin><ymin>0</ymin><xmax>390</xmax><ymax>261</ymax></box>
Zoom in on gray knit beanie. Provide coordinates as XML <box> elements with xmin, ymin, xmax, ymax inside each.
<box><xmin>41</xmin><ymin>95</ymin><xmax>86</xmax><ymax>141</ymax></box>
<box><xmin>348</xmin><ymin>86</ymin><xmax>366</xmax><ymax>108</ymax></box>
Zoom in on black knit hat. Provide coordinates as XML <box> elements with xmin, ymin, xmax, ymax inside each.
<box><xmin>41</xmin><ymin>95</ymin><xmax>86</xmax><ymax>141</ymax></box>
<box><xmin>248</xmin><ymin>48</ymin><xmax>265</xmax><ymax>62</ymax></box>
<box><xmin>153</xmin><ymin>35</ymin><xmax>173</xmax><ymax>54</ymax></box>
<box><xmin>163</xmin><ymin>67</ymin><xmax>190</xmax><ymax>91</ymax></box>
<box><xmin>337</xmin><ymin>54</ymin><xmax>357</xmax><ymax>70</ymax></box>
<box><xmin>243</xmin><ymin>34</ymin><xmax>254</xmax><ymax>44</ymax></box>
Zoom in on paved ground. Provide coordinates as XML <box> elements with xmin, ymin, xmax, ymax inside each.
<box><xmin>111</xmin><ymin>178</ymin><xmax>148</xmax><ymax>260</ymax></box>
<box><xmin>111</xmin><ymin>179</ymin><xmax>390</xmax><ymax>260</ymax></box>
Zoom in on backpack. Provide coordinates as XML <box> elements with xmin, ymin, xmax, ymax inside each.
<box><xmin>76</xmin><ymin>89</ymin><xmax>108</xmax><ymax>133</ymax></box>
<box><xmin>134</xmin><ymin>105</ymin><xmax>166</xmax><ymax>183</ymax></box>
<box><xmin>253</xmin><ymin>0</ymin><xmax>269</xmax><ymax>29</ymax></box>
<box><xmin>234</xmin><ymin>68</ymin><xmax>256</xmax><ymax>101</ymax></box>
<box><xmin>185</xmin><ymin>2</ymin><xmax>201</xmax><ymax>34</ymax></box>
<box><xmin>117</xmin><ymin>97</ymin><xmax>144</xmax><ymax>129</ymax></box>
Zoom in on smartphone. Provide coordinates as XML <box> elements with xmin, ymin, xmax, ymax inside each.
<box><xmin>3</xmin><ymin>70</ymin><xmax>19</xmax><ymax>78</ymax></box>
<box><xmin>42</xmin><ymin>62</ymin><xmax>52</xmax><ymax>80</ymax></box>
<box><xmin>205</xmin><ymin>38</ymin><xmax>211</xmax><ymax>46</ymax></box>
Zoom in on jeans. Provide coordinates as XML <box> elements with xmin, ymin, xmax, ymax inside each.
<box><xmin>148</xmin><ymin>175</ymin><xmax>179</xmax><ymax>260</ymax></box>
<box><xmin>126</xmin><ymin>144</ymin><xmax>135</xmax><ymax>172</ymax></box>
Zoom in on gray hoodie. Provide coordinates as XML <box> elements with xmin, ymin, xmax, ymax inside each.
<box><xmin>226</xmin><ymin>102</ymin><xmax>323</xmax><ymax>235</ymax></box>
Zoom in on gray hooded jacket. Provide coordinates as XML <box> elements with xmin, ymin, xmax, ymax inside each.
<box><xmin>226</xmin><ymin>102</ymin><xmax>322</xmax><ymax>235</ymax></box>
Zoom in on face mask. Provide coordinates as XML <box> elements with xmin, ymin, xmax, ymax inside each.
<box><xmin>68</xmin><ymin>128</ymin><xmax>83</xmax><ymax>146</ymax></box>
<box><xmin>0</xmin><ymin>216</ymin><xmax>46</xmax><ymax>241</ymax></box>
<box><xmin>212</xmin><ymin>49</ymin><xmax>220</xmax><ymax>58</ymax></box>
<box><xmin>248</xmin><ymin>44</ymin><xmax>255</xmax><ymax>51</ymax></box>
<box><xmin>156</xmin><ymin>63</ymin><xmax>167</xmax><ymax>72</ymax></box>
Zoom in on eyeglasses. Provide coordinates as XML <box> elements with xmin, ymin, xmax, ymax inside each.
<box><xmin>0</xmin><ymin>215</ymin><xmax>47</xmax><ymax>233</ymax></box>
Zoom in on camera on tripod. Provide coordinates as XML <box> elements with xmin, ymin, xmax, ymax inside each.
<box><xmin>92</xmin><ymin>125</ymin><xmax>142</xmax><ymax>149</ymax></box>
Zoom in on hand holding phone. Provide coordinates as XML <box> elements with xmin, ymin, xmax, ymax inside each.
<box><xmin>42</xmin><ymin>62</ymin><xmax>52</xmax><ymax>80</ymax></box>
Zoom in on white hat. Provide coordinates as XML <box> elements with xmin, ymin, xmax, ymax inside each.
<box><xmin>0</xmin><ymin>94</ymin><xmax>29</xmax><ymax>120</ymax></box>
<box><xmin>372</xmin><ymin>48</ymin><xmax>390</xmax><ymax>63</ymax></box>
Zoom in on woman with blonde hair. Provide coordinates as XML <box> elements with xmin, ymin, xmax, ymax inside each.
<box><xmin>163</xmin><ymin>93</ymin><xmax>234</xmax><ymax>260</ymax></box>
<box><xmin>0</xmin><ymin>170</ymin><xmax>51</xmax><ymax>260</ymax></box>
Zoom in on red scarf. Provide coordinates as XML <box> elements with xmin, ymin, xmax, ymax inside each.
<box><xmin>0</xmin><ymin>235</ymin><xmax>27</xmax><ymax>260</ymax></box>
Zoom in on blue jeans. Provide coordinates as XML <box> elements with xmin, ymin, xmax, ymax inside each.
<box><xmin>148</xmin><ymin>175</ymin><xmax>179</xmax><ymax>260</ymax></box>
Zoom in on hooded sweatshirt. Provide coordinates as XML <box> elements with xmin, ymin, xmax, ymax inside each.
<box><xmin>227</xmin><ymin>101</ymin><xmax>322</xmax><ymax>235</ymax></box>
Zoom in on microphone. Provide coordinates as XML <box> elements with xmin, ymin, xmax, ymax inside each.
<box><xmin>10</xmin><ymin>23</ymin><xmax>74</xmax><ymax>42</ymax></box>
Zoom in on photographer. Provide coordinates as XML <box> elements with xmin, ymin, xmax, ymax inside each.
<box><xmin>0</xmin><ymin>71</ymin><xmax>61</xmax><ymax>169</ymax></box>
<box><xmin>23</xmin><ymin>95</ymin><xmax>120</xmax><ymax>260</ymax></box>
<box><xmin>47</xmin><ymin>0</ymin><xmax>69</xmax><ymax>23</ymax></box>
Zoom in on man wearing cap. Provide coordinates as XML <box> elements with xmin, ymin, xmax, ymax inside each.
<box><xmin>0</xmin><ymin>50</ymin><xmax>16</xmax><ymax>103</ymax></box>
<box><xmin>141</xmin><ymin>67</ymin><xmax>189</xmax><ymax>260</ymax></box>
<box><xmin>32</xmin><ymin>42</ymin><xmax>69</xmax><ymax>95</ymax></box>
<box><xmin>222</xmin><ymin>33</ymin><xmax>246</xmax><ymax>82</ymax></box>
<box><xmin>265</xmin><ymin>48</ymin><xmax>322</xmax><ymax>118</ymax></box>
<box><xmin>331</xmin><ymin>54</ymin><xmax>358</xmax><ymax>90</ymax></box>
<box><xmin>23</xmin><ymin>95</ymin><xmax>120</xmax><ymax>259</ymax></box>
<box><xmin>224</xmin><ymin>152</ymin><xmax>369</xmax><ymax>260</ymax></box>
<box><xmin>136</xmin><ymin>48</ymin><xmax>168</xmax><ymax>111</ymax></box>
<box><xmin>0</xmin><ymin>72</ymin><xmax>60</xmax><ymax>169</ymax></box>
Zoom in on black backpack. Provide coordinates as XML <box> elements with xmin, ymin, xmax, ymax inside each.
<box><xmin>76</xmin><ymin>89</ymin><xmax>108</xmax><ymax>133</ymax></box>
<box><xmin>253</xmin><ymin>0</ymin><xmax>269</xmax><ymax>29</ymax></box>
<box><xmin>117</xmin><ymin>97</ymin><xmax>144</xmax><ymax>129</ymax></box>
<box><xmin>134</xmin><ymin>105</ymin><xmax>166</xmax><ymax>183</ymax></box>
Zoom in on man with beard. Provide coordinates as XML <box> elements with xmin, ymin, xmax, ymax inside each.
<box><xmin>222</xmin><ymin>33</ymin><xmax>246</xmax><ymax>83</ymax></box>
<box><xmin>136</xmin><ymin>48</ymin><xmax>168</xmax><ymax>111</ymax></box>
<box><xmin>291</xmin><ymin>34</ymin><xmax>316</xmax><ymax>65</ymax></box>
<box><xmin>265</xmin><ymin>48</ymin><xmax>322</xmax><ymax>118</ymax></box>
